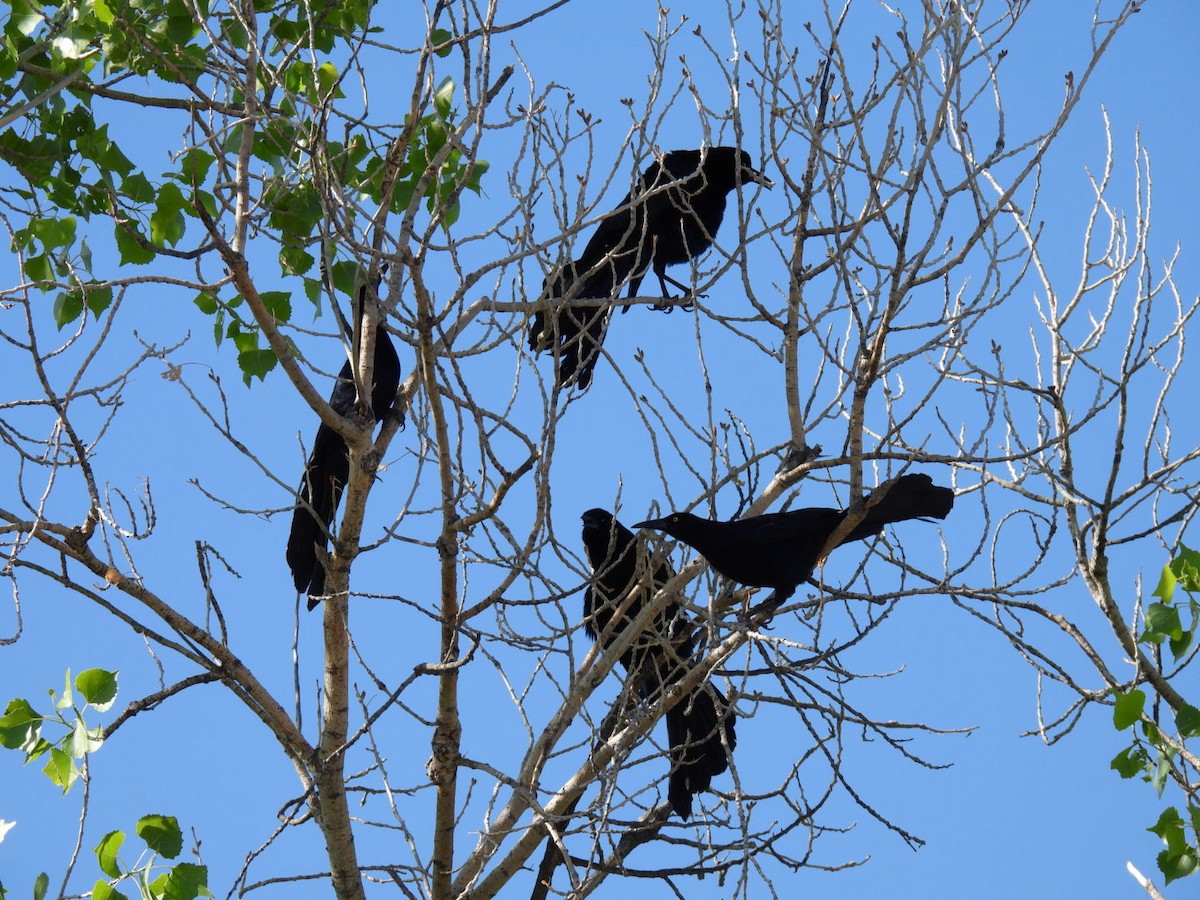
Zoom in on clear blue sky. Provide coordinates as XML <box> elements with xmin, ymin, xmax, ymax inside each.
<box><xmin>2</xmin><ymin>2</ymin><xmax>1198</xmax><ymax>898</ymax></box>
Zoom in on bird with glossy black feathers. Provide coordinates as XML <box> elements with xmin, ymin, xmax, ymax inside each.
<box><xmin>530</xmin><ymin>146</ymin><xmax>772</xmax><ymax>389</ymax></box>
<box><xmin>286</xmin><ymin>286</ymin><xmax>401</xmax><ymax>608</ymax></box>
<box><xmin>636</xmin><ymin>473</ymin><xmax>955</xmax><ymax>607</ymax></box>
<box><xmin>581</xmin><ymin>508</ymin><xmax>736</xmax><ymax>820</ymax></box>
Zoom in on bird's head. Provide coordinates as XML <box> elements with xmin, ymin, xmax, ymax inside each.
<box><xmin>633</xmin><ymin>512</ymin><xmax>700</xmax><ymax>540</ymax></box>
<box><xmin>581</xmin><ymin>508</ymin><xmax>616</xmax><ymax>533</ymax></box>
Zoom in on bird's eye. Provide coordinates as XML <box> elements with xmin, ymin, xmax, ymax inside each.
<box><xmin>670</xmin><ymin>515</ymin><xmax>679</xmax><ymax>523</ymax></box>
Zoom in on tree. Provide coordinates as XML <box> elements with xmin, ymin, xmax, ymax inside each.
<box><xmin>1</xmin><ymin>0</ymin><xmax>1195</xmax><ymax>898</ymax></box>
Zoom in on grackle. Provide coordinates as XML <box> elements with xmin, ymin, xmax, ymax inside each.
<box><xmin>581</xmin><ymin>508</ymin><xmax>736</xmax><ymax>820</ymax></box>
<box><xmin>286</xmin><ymin>287</ymin><xmax>401</xmax><ymax>607</ymax></box>
<box><xmin>530</xmin><ymin>147</ymin><xmax>771</xmax><ymax>389</ymax></box>
<box><xmin>636</xmin><ymin>473</ymin><xmax>954</xmax><ymax>606</ymax></box>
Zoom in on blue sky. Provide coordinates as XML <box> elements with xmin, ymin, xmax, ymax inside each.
<box><xmin>2</xmin><ymin>2</ymin><xmax>1199</xmax><ymax>898</ymax></box>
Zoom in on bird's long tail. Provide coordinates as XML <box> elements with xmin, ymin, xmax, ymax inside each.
<box><xmin>286</xmin><ymin>428</ymin><xmax>348</xmax><ymax>604</ymax></box>
<box><xmin>664</xmin><ymin>684</ymin><xmax>737</xmax><ymax>820</ymax></box>
<box><xmin>557</xmin><ymin>306</ymin><xmax>609</xmax><ymax>389</ymax></box>
<box><xmin>531</xmin><ymin>262</ymin><xmax>615</xmax><ymax>390</ymax></box>
<box><xmin>847</xmin><ymin>472</ymin><xmax>955</xmax><ymax>542</ymax></box>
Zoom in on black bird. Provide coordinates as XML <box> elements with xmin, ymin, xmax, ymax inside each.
<box><xmin>286</xmin><ymin>290</ymin><xmax>401</xmax><ymax>607</ymax></box>
<box><xmin>581</xmin><ymin>508</ymin><xmax>736</xmax><ymax>820</ymax></box>
<box><xmin>636</xmin><ymin>473</ymin><xmax>954</xmax><ymax>606</ymax></box>
<box><xmin>530</xmin><ymin>146</ymin><xmax>771</xmax><ymax>389</ymax></box>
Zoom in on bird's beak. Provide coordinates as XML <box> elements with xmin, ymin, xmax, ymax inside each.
<box><xmin>745</xmin><ymin>166</ymin><xmax>773</xmax><ymax>189</ymax></box>
<box><xmin>633</xmin><ymin>518</ymin><xmax>661</xmax><ymax>530</ymax></box>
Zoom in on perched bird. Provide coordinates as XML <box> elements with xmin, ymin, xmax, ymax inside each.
<box><xmin>286</xmin><ymin>288</ymin><xmax>401</xmax><ymax>607</ymax></box>
<box><xmin>636</xmin><ymin>473</ymin><xmax>955</xmax><ymax>605</ymax></box>
<box><xmin>530</xmin><ymin>146</ymin><xmax>772</xmax><ymax>389</ymax></box>
<box><xmin>581</xmin><ymin>508</ymin><xmax>736</xmax><ymax>820</ymax></box>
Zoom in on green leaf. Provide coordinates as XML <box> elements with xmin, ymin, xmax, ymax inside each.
<box><xmin>227</xmin><ymin>319</ymin><xmax>256</xmax><ymax>354</ymax></box>
<box><xmin>302</xmin><ymin>278</ymin><xmax>322</xmax><ymax>313</ymax></box>
<box><xmin>220</xmin><ymin>16</ymin><xmax>248</xmax><ymax>49</ymax></box>
<box><xmin>92</xmin><ymin>879</ymin><xmax>129</xmax><ymax>900</ymax></box>
<box><xmin>237</xmin><ymin>349</ymin><xmax>277</xmax><ymax>385</ymax></box>
<box><xmin>1154</xmin><ymin>563</ymin><xmax>1178</xmax><ymax>606</ymax></box>
<box><xmin>433</xmin><ymin>76</ymin><xmax>455</xmax><ymax>118</ymax></box>
<box><xmin>466</xmin><ymin>159</ymin><xmax>490</xmax><ymax>194</ymax></box>
<box><xmin>345</xmin><ymin>133</ymin><xmax>369</xmax><ymax>167</ymax></box>
<box><xmin>65</xmin><ymin>718</ymin><xmax>104</xmax><ymax>758</ymax></box>
<box><xmin>1149</xmin><ymin>807</ymin><xmax>1186</xmax><ymax>845</ymax></box>
<box><xmin>1170</xmin><ymin>626</ymin><xmax>1196</xmax><ymax>662</ymax></box>
<box><xmin>53</xmin><ymin>291</ymin><xmax>84</xmax><ymax>329</ymax></box>
<box><xmin>151</xmin><ymin>182</ymin><xmax>187</xmax><ymax>247</ymax></box>
<box><xmin>193</xmin><ymin>189</ymin><xmax>216</xmax><ymax>218</ymax></box>
<box><xmin>1143</xmin><ymin>603</ymin><xmax>1183</xmax><ymax>644</ymax></box>
<box><xmin>149</xmin><ymin>863</ymin><xmax>210</xmax><ymax>900</ymax></box>
<box><xmin>1110</xmin><ymin>744</ymin><xmax>1149</xmax><ymax>779</ymax></box>
<box><xmin>1172</xmin><ymin>545</ymin><xmax>1200</xmax><ymax>592</ymax></box>
<box><xmin>86</xmin><ymin>285</ymin><xmax>114</xmax><ymax>319</ymax></box>
<box><xmin>80</xmin><ymin>127</ymin><xmax>135</xmax><ymax>180</ymax></box>
<box><xmin>42</xmin><ymin>746</ymin><xmax>78</xmax><ymax>793</ymax></box>
<box><xmin>1114</xmin><ymin>689</ymin><xmax>1146</xmax><ymax>730</ymax></box>
<box><xmin>24</xmin><ymin>254</ymin><xmax>52</xmax><ymax>284</ymax></box>
<box><xmin>278</xmin><ymin>244</ymin><xmax>314</xmax><ymax>277</ymax></box>
<box><xmin>194</xmin><ymin>292</ymin><xmax>219</xmax><ymax>315</ymax></box>
<box><xmin>52</xmin><ymin>29</ymin><xmax>93</xmax><ymax>60</ymax></box>
<box><xmin>0</xmin><ymin>698</ymin><xmax>42</xmax><ymax>751</ymax></box>
<box><xmin>92</xmin><ymin>0</ymin><xmax>115</xmax><ymax>26</ymax></box>
<box><xmin>58</xmin><ymin>669</ymin><xmax>74</xmax><ymax>710</ymax></box>
<box><xmin>259</xmin><ymin>291</ymin><xmax>292</xmax><ymax>323</ymax></box>
<box><xmin>95</xmin><ymin>830</ymin><xmax>125</xmax><ymax>878</ymax></box>
<box><xmin>1159</xmin><ymin>846</ymin><xmax>1199</xmax><ymax>884</ymax></box>
<box><xmin>10</xmin><ymin>6</ymin><xmax>43</xmax><ymax>35</ymax></box>
<box><xmin>26</xmin><ymin>216</ymin><xmax>77</xmax><ymax>251</ymax></box>
<box><xmin>33</xmin><ymin>873</ymin><xmax>48</xmax><ymax>900</ymax></box>
<box><xmin>315</xmin><ymin>61</ymin><xmax>340</xmax><ymax>98</ymax></box>
<box><xmin>179</xmin><ymin>149</ymin><xmax>215</xmax><ymax>186</ymax></box>
<box><xmin>1150</xmin><ymin>807</ymin><xmax>1200</xmax><ymax>883</ymax></box>
<box><xmin>121</xmin><ymin>172</ymin><xmax>155</xmax><ymax>204</ymax></box>
<box><xmin>1176</xmin><ymin>704</ymin><xmax>1200</xmax><ymax>739</ymax></box>
<box><xmin>137</xmin><ymin>814</ymin><xmax>183</xmax><ymax>859</ymax></box>
<box><xmin>1152</xmin><ymin>754</ymin><xmax>1172</xmax><ymax>798</ymax></box>
<box><xmin>431</xmin><ymin>28</ymin><xmax>453</xmax><ymax>57</ymax></box>
<box><xmin>114</xmin><ymin>224</ymin><xmax>155</xmax><ymax>265</ymax></box>
<box><xmin>266</xmin><ymin>183</ymin><xmax>321</xmax><ymax>239</ymax></box>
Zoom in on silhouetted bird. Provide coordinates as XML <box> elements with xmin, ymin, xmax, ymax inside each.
<box><xmin>636</xmin><ymin>473</ymin><xmax>954</xmax><ymax>606</ymax></box>
<box><xmin>286</xmin><ymin>291</ymin><xmax>401</xmax><ymax>607</ymax></box>
<box><xmin>581</xmin><ymin>508</ymin><xmax>736</xmax><ymax>820</ymax></box>
<box><xmin>530</xmin><ymin>146</ymin><xmax>771</xmax><ymax>389</ymax></box>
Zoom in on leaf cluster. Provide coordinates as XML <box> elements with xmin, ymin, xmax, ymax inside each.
<box><xmin>1108</xmin><ymin>546</ymin><xmax>1200</xmax><ymax>884</ymax></box>
<box><xmin>0</xmin><ymin>667</ymin><xmax>117</xmax><ymax>793</ymax></box>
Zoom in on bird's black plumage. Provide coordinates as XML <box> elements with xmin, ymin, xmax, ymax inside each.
<box><xmin>581</xmin><ymin>508</ymin><xmax>736</xmax><ymax>820</ymax></box>
<box><xmin>636</xmin><ymin>473</ymin><xmax>954</xmax><ymax>605</ymax></box>
<box><xmin>286</xmin><ymin>293</ymin><xmax>401</xmax><ymax>608</ymax></box>
<box><xmin>530</xmin><ymin>147</ymin><xmax>771</xmax><ymax>389</ymax></box>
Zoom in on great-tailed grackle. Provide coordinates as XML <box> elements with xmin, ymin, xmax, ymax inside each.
<box><xmin>286</xmin><ymin>290</ymin><xmax>401</xmax><ymax>607</ymax></box>
<box><xmin>581</xmin><ymin>508</ymin><xmax>736</xmax><ymax>820</ymax></box>
<box><xmin>636</xmin><ymin>473</ymin><xmax>954</xmax><ymax>606</ymax></box>
<box><xmin>530</xmin><ymin>146</ymin><xmax>771</xmax><ymax>389</ymax></box>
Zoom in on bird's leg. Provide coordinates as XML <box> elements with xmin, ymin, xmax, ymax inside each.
<box><xmin>651</xmin><ymin>272</ymin><xmax>703</xmax><ymax>312</ymax></box>
<box><xmin>744</xmin><ymin>586</ymin><xmax>794</xmax><ymax>623</ymax></box>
